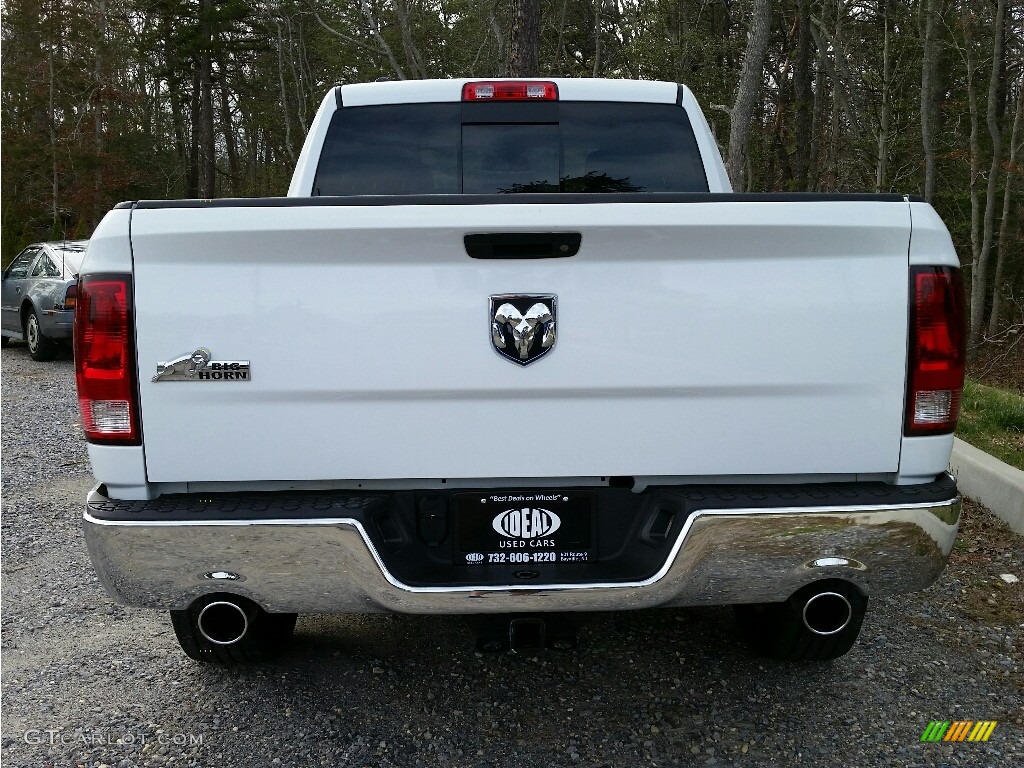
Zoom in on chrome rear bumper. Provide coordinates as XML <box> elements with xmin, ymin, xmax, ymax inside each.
<box><xmin>82</xmin><ymin>478</ymin><xmax>961</xmax><ymax>614</ymax></box>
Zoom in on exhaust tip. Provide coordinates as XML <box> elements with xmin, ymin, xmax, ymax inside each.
<box><xmin>802</xmin><ymin>591</ymin><xmax>852</xmax><ymax>636</ymax></box>
<box><xmin>197</xmin><ymin>600</ymin><xmax>249</xmax><ymax>645</ymax></box>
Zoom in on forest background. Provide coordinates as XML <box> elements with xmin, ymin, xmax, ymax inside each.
<box><xmin>2</xmin><ymin>0</ymin><xmax>1022</xmax><ymax>380</ymax></box>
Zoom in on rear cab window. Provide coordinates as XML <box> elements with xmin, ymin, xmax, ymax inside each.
<box><xmin>313</xmin><ymin>102</ymin><xmax>709</xmax><ymax>196</ymax></box>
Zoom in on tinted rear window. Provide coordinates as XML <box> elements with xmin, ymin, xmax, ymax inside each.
<box><xmin>313</xmin><ymin>102</ymin><xmax>709</xmax><ymax>195</ymax></box>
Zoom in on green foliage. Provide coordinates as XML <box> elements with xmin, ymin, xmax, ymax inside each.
<box><xmin>958</xmin><ymin>379</ymin><xmax>1024</xmax><ymax>469</ymax></box>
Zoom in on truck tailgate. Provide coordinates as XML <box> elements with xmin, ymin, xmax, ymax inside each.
<box><xmin>130</xmin><ymin>199</ymin><xmax>910</xmax><ymax>483</ymax></box>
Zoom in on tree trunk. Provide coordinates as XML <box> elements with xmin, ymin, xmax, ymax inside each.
<box><xmin>969</xmin><ymin>0</ymin><xmax>1007</xmax><ymax>347</ymax></box>
<box><xmin>988</xmin><ymin>80</ymin><xmax>1023</xmax><ymax>335</ymax></box>
<box><xmin>510</xmin><ymin>0</ymin><xmax>541</xmax><ymax>77</ymax></box>
<box><xmin>159</xmin><ymin>9</ymin><xmax>188</xmax><ymax>197</ymax></box>
<box><xmin>92</xmin><ymin>0</ymin><xmax>106</xmax><ymax>227</ymax></box>
<box><xmin>617</xmin><ymin>0</ymin><xmax>637</xmax><ymax>79</ymax></box>
<box><xmin>298</xmin><ymin>18</ymin><xmax>315</xmax><ymax>130</ymax></box>
<box><xmin>965</xmin><ymin>16</ymin><xmax>981</xmax><ymax>275</ymax></box>
<box><xmin>920</xmin><ymin>0</ymin><xmax>939</xmax><ymax>202</ymax></box>
<box><xmin>793</xmin><ymin>0</ymin><xmax>813</xmax><ymax>191</ymax></box>
<box><xmin>276</xmin><ymin>21</ymin><xmax>295</xmax><ymax>162</ymax></box>
<box><xmin>767</xmin><ymin>52</ymin><xmax>791</xmax><ymax>189</ymax></box>
<box><xmin>488</xmin><ymin>0</ymin><xmax>507</xmax><ymax>75</ymax></box>
<box><xmin>809</xmin><ymin>7</ymin><xmax>828</xmax><ymax>190</ymax></box>
<box><xmin>49</xmin><ymin>45</ymin><xmax>60</xmax><ymax>238</ymax></box>
<box><xmin>726</xmin><ymin>0</ymin><xmax>772</xmax><ymax>189</ymax></box>
<box><xmin>876</xmin><ymin>0</ymin><xmax>891</xmax><ymax>193</ymax></box>
<box><xmin>357</xmin><ymin>0</ymin><xmax>406</xmax><ymax>79</ymax></box>
<box><xmin>808</xmin><ymin>17</ymin><xmax>866</xmax><ymax>184</ymax></box>
<box><xmin>199</xmin><ymin>0</ymin><xmax>215</xmax><ymax>199</ymax></box>
<box><xmin>555</xmin><ymin>0</ymin><xmax>569</xmax><ymax>70</ymax></box>
<box><xmin>188</xmin><ymin>65</ymin><xmax>200</xmax><ymax>198</ymax></box>
<box><xmin>674</xmin><ymin>0</ymin><xmax>689</xmax><ymax>81</ymax></box>
<box><xmin>824</xmin><ymin>7</ymin><xmax>844</xmax><ymax>189</ymax></box>
<box><xmin>286</xmin><ymin>16</ymin><xmax>308</xmax><ymax>134</ymax></box>
<box><xmin>394</xmin><ymin>0</ymin><xmax>427</xmax><ymax>78</ymax></box>
<box><xmin>218</xmin><ymin>68</ymin><xmax>240</xmax><ymax>196</ymax></box>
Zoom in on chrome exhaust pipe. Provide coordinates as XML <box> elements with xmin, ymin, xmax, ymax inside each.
<box><xmin>197</xmin><ymin>600</ymin><xmax>250</xmax><ymax>645</ymax></box>
<box><xmin>801</xmin><ymin>591</ymin><xmax>853</xmax><ymax>636</ymax></box>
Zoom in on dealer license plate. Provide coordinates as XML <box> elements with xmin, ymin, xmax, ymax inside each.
<box><xmin>455</xmin><ymin>491</ymin><xmax>594</xmax><ymax>566</ymax></box>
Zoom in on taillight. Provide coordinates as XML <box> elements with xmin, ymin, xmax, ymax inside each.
<box><xmin>905</xmin><ymin>266</ymin><xmax>965</xmax><ymax>436</ymax></box>
<box><xmin>462</xmin><ymin>80</ymin><xmax>558</xmax><ymax>101</ymax></box>
<box><xmin>63</xmin><ymin>283</ymin><xmax>77</xmax><ymax>309</ymax></box>
<box><xmin>74</xmin><ymin>275</ymin><xmax>140</xmax><ymax>444</ymax></box>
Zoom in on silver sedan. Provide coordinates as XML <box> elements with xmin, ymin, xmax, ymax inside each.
<box><xmin>1</xmin><ymin>240</ymin><xmax>87</xmax><ymax>361</ymax></box>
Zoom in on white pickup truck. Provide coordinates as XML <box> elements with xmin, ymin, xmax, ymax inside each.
<box><xmin>78</xmin><ymin>78</ymin><xmax>965</xmax><ymax>664</ymax></box>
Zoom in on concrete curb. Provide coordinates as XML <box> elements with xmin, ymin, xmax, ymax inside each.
<box><xmin>949</xmin><ymin>437</ymin><xmax>1024</xmax><ymax>535</ymax></box>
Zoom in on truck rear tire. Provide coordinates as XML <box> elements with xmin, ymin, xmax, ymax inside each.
<box><xmin>170</xmin><ymin>594</ymin><xmax>297</xmax><ymax>664</ymax></box>
<box><xmin>733</xmin><ymin>579</ymin><xmax>867</xmax><ymax>662</ymax></box>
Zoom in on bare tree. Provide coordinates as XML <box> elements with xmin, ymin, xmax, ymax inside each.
<box><xmin>92</xmin><ymin>0</ymin><xmax>107</xmax><ymax>225</ymax></box>
<box><xmin>488</xmin><ymin>0</ymin><xmax>507</xmax><ymax>75</ymax></box>
<box><xmin>987</xmin><ymin>77</ymin><xmax>1022</xmax><ymax>335</ymax></box>
<box><xmin>218</xmin><ymin>67</ymin><xmax>240</xmax><ymax>195</ymax></box>
<box><xmin>509</xmin><ymin>0</ymin><xmax>541</xmax><ymax>77</ymax></box>
<box><xmin>920</xmin><ymin>0</ymin><xmax>939</xmax><ymax>202</ymax></box>
<box><xmin>199</xmin><ymin>0</ymin><xmax>216</xmax><ymax>199</ymax></box>
<box><xmin>276</xmin><ymin>21</ymin><xmax>295</xmax><ymax>162</ymax></box>
<box><xmin>812</xmin><ymin>15</ymin><xmax>866</xmax><ymax>147</ymax></box>
<box><xmin>357</xmin><ymin>0</ymin><xmax>407</xmax><ymax>79</ymax></box>
<box><xmin>963</xmin><ymin>13</ymin><xmax>983</xmax><ymax>308</ymax></box>
<box><xmin>969</xmin><ymin>0</ymin><xmax>1007</xmax><ymax>347</ymax></box>
<box><xmin>555</xmin><ymin>0</ymin><xmax>569</xmax><ymax>71</ymax></box>
<box><xmin>808</xmin><ymin>2</ymin><xmax>830</xmax><ymax>189</ymax></box>
<box><xmin>876</xmin><ymin>0</ymin><xmax>891</xmax><ymax>192</ymax></box>
<box><xmin>285</xmin><ymin>15</ymin><xmax>309</xmax><ymax>134</ymax></box>
<box><xmin>49</xmin><ymin>44</ymin><xmax>60</xmax><ymax>236</ymax></box>
<box><xmin>394</xmin><ymin>0</ymin><xmax>427</xmax><ymax>79</ymax></box>
<box><xmin>726</xmin><ymin>0</ymin><xmax>772</xmax><ymax>189</ymax></box>
<box><xmin>793</xmin><ymin>0</ymin><xmax>813</xmax><ymax>191</ymax></box>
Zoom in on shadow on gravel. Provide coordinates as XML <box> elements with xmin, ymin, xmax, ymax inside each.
<box><xmin>157</xmin><ymin>606</ymin><xmax>860</xmax><ymax>765</ymax></box>
<box><xmin>1</xmin><ymin>341</ymin><xmax>74</xmax><ymax>364</ymax></box>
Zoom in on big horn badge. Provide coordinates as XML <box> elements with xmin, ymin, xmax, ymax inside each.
<box><xmin>489</xmin><ymin>294</ymin><xmax>557</xmax><ymax>366</ymax></box>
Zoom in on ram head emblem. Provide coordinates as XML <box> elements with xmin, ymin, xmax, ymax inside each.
<box><xmin>152</xmin><ymin>347</ymin><xmax>212</xmax><ymax>382</ymax></box>
<box><xmin>489</xmin><ymin>295</ymin><xmax>557</xmax><ymax>366</ymax></box>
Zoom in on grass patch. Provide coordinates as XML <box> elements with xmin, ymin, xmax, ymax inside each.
<box><xmin>957</xmin><ymin>379</ymin><xmax>1024</xmax><ymax>470</ymax></box>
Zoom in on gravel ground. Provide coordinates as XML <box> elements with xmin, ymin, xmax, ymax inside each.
<box><xmin>2</xmin><ymin>343</ymin><xmax>1022</xmax><ymax>768</ymax></box>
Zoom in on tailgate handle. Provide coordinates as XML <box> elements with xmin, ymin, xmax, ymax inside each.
<box><xmin>464</xmin><ymin>232</ymin><xmax>581</xmax><ymax>259</ymax></box>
